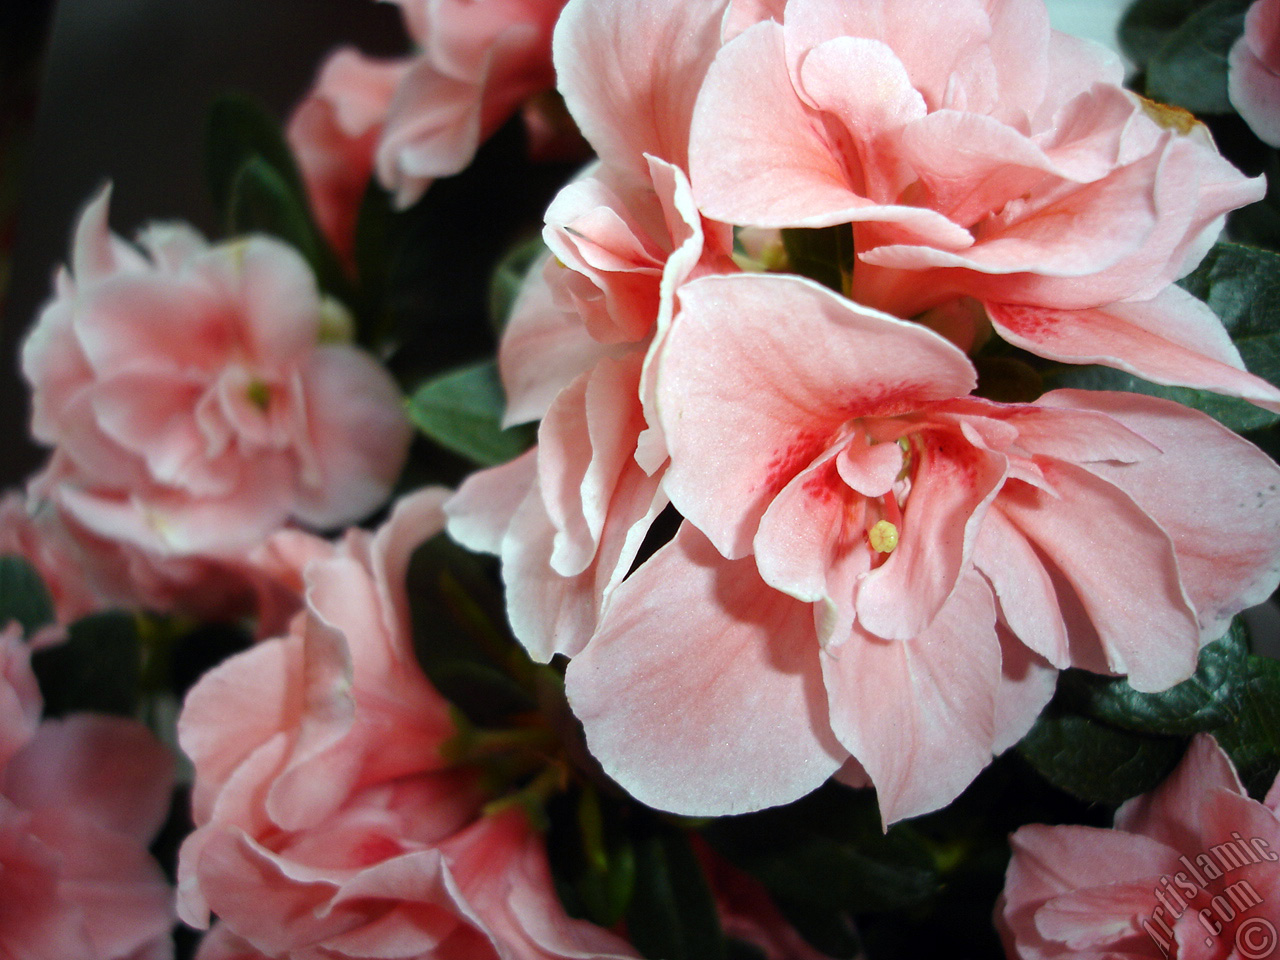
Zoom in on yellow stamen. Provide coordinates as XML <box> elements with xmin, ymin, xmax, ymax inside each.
<box><xmin>868</xmin><ymin>520</ymin><xmax>899</xmax><ymax>554</ymax></box>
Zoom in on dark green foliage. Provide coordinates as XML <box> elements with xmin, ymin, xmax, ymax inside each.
<box><xmin>32</xmin><ymin>613</ymin><xmax>142</xmax><ymax>718</ymax></box>
<box><xmin>0</xmin><ymin>555</ymin><xmax>54</xmax><ymax>637</ymax></box>
<box><xmin>406</xmin><ymin>360</ymin><xmax>537</xmax><ymax>466</ymax></box>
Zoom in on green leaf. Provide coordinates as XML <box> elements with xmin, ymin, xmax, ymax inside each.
<box><xmin>703</xmin><ymin>784</ymin><xmax>940</xmax><ymax>917</ymax></box>
<box><xmin>406</xmin><ymin>360</ymin><xmax>536</xmax><ymax>467</ymax></box>
<box><xmin>405</xmin><ymin>532</ymin><xmax>538</xmax><ymax>726</ymax></box>
<box><xmin>1018</xmin><ymin>705</ymin><xmax>1186</xmax><ymax>804</ymax></box>
<box><xmin>31</xmin><ymin>613</ymin><xmax>142</xmax><ymax>718</ymax></box>
<box><xmin>627</xmin><ymin>823</ymin><xmax>726</xmax><ymax>960</ymax></box>
<box><xmin>226</xmin><ymin>157</ymin><xmax>348</xmax><ymax>298</ymax></box>
<box><xmin>0</xmin><ymin>555</ymin><xmax>55</xmax><ymax>637</ymax></box>
<box><xmin>781</xmin><ymin>226</ymin><xmax>852</xmax><ymax>296</ymax></box>
<box><xmin>1145</xmin><ymin>0</ymin><xmax>1250</xmax><ymax>115</ymax></box>
<box><xmin>546</xmin><ymin>786</ymin><xmax>636</xmax><ymax>928</ymax></box>
<box><xmin>1041</xmin><ymin>364</ymin><xmax>1278</xmax><ymax>433</ymax></box>
<box><xmin>1179</xmin><ymin>242</ymin><xmax>1280</xmax><ymax>337</ymax></box>
<box><xmin>1044</xmin><ymin>242</ymin><xmax>1280</xmax><ymax>433</ymax></box>
<box><xmin>1213</xmin><ymin>655</ymin><xmax>1280</xmax><ymax>798</ymax></box>
<box><xmin>350</xmin><ymin>180</ymin><xmax>398</xmax><ymax>350</ymax></box>
<box><xmin>1062</xmin><ymin>623</ymin><xmax>1250</xmax><ymax>735</ymax></box>
<box><xmin>1120</xmin><ymin>0</ymin><xmax>1217</xmax><ymax>69</ymax></box>
<box><xmin>206</xmin><ymin>93</ymin><xmax>307</xmax><ymax>223</ymax></box>
<box><xmin>489</xmin><ymin>234</ymin><xmax>547</xmax><ymax>336</ymax></box>
<box><xmin>1046</xmin><ymin>620</ymin><xmax>1280</xmax><ymax>801</ymax></box>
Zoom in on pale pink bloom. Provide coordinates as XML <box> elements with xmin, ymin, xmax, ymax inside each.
<box><xmin>0</xmin><ymin>625</ymin><xmax>175</xmax><ymax>960</ymax></box>
<box><xmin>22</xmin><ymin>187</ymin><xmax>411</xmax><ymax>563</ymax></box>
<box><xmin>376</xmin><ymin>0</ymin><xmax>570</xmax><ymax>208</ymax></box>
<box><xmin>177</xmin><ymin>490</ymin><xmax>635</xmax><ymax>960</ymax></box>
<box><xmin>446</xmin><ymin>0</ymin><xmax>743</xmax><ymax>657</ymax></box>
<box><xmin>288</xmin><ymin>49</ymin><xmax>410</xmax><ymax>268</ymax></box>
<box><xmin>552</xmin><ymin>0</ymin><xmax>732</xmax><ymax>188</ymax></box>
<box><xmin>563</xmin><ymin>273</ymin><xmax>1280</xmax><ymax>824</ymax></box>
<box><xmin>999</xmin><ymin>734</ymin><xmax>1280</xmax><ymax>960</ymax></box>
<box><xmin>450</xmin><ymin>162</ymin><xmax>728</xmax><ymax>659</ymax></box>
<box><xmin>288</xmin><ymin>0</ymin><xmax>579</xmax><ymax>220</ymax></box>
<box><xmin>447</xmin><ymin>356</ymin><xmax>667</xmax><ymax>662</ymax></box>
<box><xmin>688</xmin><ymin>0</ymin><xmax>1280</xmax><ymax>413</ymax></box>
<box><xmin>1231</xmin><ymin>0</ymin><xmax>1280</xmax><ymax>147</ymax></box>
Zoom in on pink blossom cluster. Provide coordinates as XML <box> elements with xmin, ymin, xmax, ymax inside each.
<box><xmin>1000</xmin><ymin>735</ymin><xmax>1280</xmax><ymax>960</ymax></box>
<box><xmin>6</xmin><ymin>186</ymin><xmax>411</xmax><ymax>623</ymax></box>
<box><xmin>175</xmin><ymin>489</ymin><xmax>831</xmax><ymax>960</ymax></box>
<box><xmin>0</xmin><ymin>624</ymin><xmax>175</xmax><ymax>960</ymax></box>
<box><xmin>8</xmin><ymin>0</ymin><xmax>1280</xmax><ymax>952</ymax></box>
<box><xmin>287</xmin><ymin>0</ymin><xmax>576</xmax><ymax>263</ymax></box>
<box><xmin>174</xmin><ymin>489</ymin><xmax>635</xmax><ymax>960</ymax></box>
<box><xmin>448</xmin><ymin>0</ymin><xmax>1280</xmax><ymax>824</ymax></box>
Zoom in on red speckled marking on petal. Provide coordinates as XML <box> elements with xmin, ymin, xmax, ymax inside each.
<box><xmin>763</xmin><ymin>429</ymin><xmax>833</xmax><ymax>496</ymax></box>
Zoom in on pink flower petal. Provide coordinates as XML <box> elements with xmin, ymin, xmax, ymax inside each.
<box><xmin>657</xmin><ymin>273</ymin><xmax>975</xmax><ymax>560</ymax></box>
<box><xmin>822</xmin><ymin>572</ymin><xmax>1001</xmax><ymax>824</ymax></box>
<box><xmin>993</xmin><ymin>625</ymin><xmax>1058</xmax><ymax>753</ymax></box>
<box><xmin>994</xmin><ymin>458</ymin><xmax>1200</xmax><ymax>693</ymax></box>
<box><xmin>291</xmin><ymin>345</ymin><xmax>412</xmax><ymax>529</ymax></box>
<box><xmin>502</xmin><ymin>455</ymin><xmax>666</xmax><ymax>662</ymax></box>
<box><xmin>975</xmin><ymin>507</ymin><xmax>1070</xmax><ymax>668</ymax></box>
<box><xmin>1114</xmin><ymin>734</ymin><xmax>1246</xmax><ymax>853</ymax></box>
<box><xmin>689</xmin><ymin>22</ymin><xmax>971</xmax><ymax>243</ymax></box>
<box><xmin>445</xmin><ymin>449</ymin><xmax>538</xmax><ymax>556</ymax></box>
<box><xmin>853</xmin><ymin>418</ymin><xmax>1008</xmax><ymax>641</ymax></box>
<box><xmin>499</xmin><ymin>258</ymin><xmax>619</xmax><ymax>427</ymax></box>
<box><xmin>553</xmin><ymin>0</ymin><xmax>728</xmax><ymax>179</ymax></box>
<box><xmin>1042</xmin><ymin>389</ymin><xmax>1280</xmax><ymax>642</ymax></box>
<box><xmin>989</xmin><ymin>287</ymin><xmax>1280</xmax><ymax>413</ymax></box>
<box><xmin>537</xmin><ymin>354</ymin><xmax>645</xmax><ymax>578</ymax></box>
<box><xmin>5</xmin><ymin>715</ymin><xmax>174</xmax><ymax>843</ymax></box>
<box><xmin>566</xmin><ymin>524</ymin><xmax>846</xmax><ymax>816</ymax></box>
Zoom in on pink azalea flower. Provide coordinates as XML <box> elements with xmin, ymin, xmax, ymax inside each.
<box><xmin>287</xmin><ymin>49</ymin><xmax>410</xmax><ymax>269</ymax></box>
<box><xmin>286</xmin><ymin>0</ymin><xmax>579</xmax><ymax>253</ymax></box>
<box><xmin>0</xmin><ymin>625</ymin><xmax>175</xmax><ymax>960</ymax></box>
<box><xmin>447</xmin><ymin>0</ymin><xmax>741</xmax><ymax>658</ymax></box>
<box><xmin>999</xmin><ymin>734</ymin><xmax>1280</xmax><ymax>960</ymax></box>
<box><xmin>687</xmin><ymin>0</ymin><xmax>1280</xmax><ymax>413</ymax></box>
<box><xmin>561</xmin><ymin>273</ymin><xmax>1280</xmax><ymax>824</ymax></box>
<box><xmin>448</xmin><ymin>167</ymin><xmax>722</xmax><ymax>659</ymax></box>
<box><xmin>22</xmin><ymin>187</ymin><xmax>411</xmax><ymax>565</ymax></box>
<box><xmin>176</xmin><ymin>489</ymin><xmax>637</xmax><ymax>960</ymax></box>
<box><xmin>1230</xmin><ymin>0</ymin><xmax>1280</xmax><ymax>147</ymax></box>
<box><xmin>377</xmin><ymin>0</ymin><xmax>570</xmax><ymax>209</ymax></box>
<box><xmin>450</xmin><ymin>0</ymin><xmax>1280</xmax><ymax>831</ymax></box>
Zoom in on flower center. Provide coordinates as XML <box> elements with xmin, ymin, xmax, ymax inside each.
<box><xmin>245</xmin><ymin>379</ymin><xmax>271</xmax><ymax>412</ymax></box>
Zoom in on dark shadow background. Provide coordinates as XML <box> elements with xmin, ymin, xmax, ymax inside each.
<box><xmin>1</xmin><ymin>0</ymin><xmax>406</xmax><ymax>488</ymax></box>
